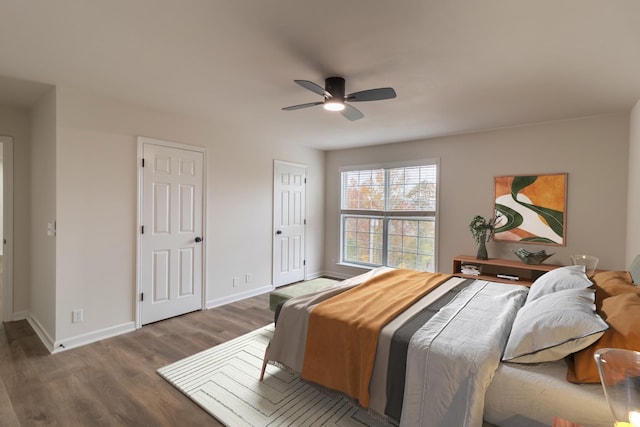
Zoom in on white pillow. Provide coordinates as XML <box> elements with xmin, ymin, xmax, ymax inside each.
<box><xmin>526</xmin><ymin>265</ymin><xmax>592</xmax><ymax>304</ymax></box>
<box><xmin>503</xmin><ymin>288</ymin><xmax>608</xmax><ymax>363</ymax></box>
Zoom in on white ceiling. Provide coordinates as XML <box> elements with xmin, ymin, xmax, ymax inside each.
<box><xmin>1</xmin><ymin>0</ymin><xmax>639</xmax><ymax>150</ymax></box>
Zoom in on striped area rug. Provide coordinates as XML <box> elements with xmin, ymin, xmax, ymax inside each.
<box><xmin>158</xmin><ymin>324</ymin><xmax>391</xmax><ymax>426</ymax></box>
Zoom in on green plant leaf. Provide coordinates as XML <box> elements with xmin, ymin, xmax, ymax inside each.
<box><xmin>510</xmin><ymin>176</ymin><xmax>537</xmax><ymax>200</ymax></box>
<box><xmin>494</xmin><ymin>204</ymin><xmax>522</xmax><ymax>232</ymax></box>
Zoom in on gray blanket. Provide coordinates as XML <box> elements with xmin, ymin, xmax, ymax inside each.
<box><xmin>401</xmin><ymin>280</ymin><xmax>527</xmax><ymax>427</ymax></box>
<box><xmin>369</xmin><ymin>276</ymin><xmax>469</xmax><ymax>418</ymax></box>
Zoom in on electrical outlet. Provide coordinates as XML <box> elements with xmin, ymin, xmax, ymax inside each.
<box><xmin>72</xmin><ymin>309</ymin><xmax>83</xmax><ymax>323</ymax></box>
<box><xmin>245</xmin><ymin>273</ymin><xmax>252</xmax><ymax>283</ymax></box>
<box><xmin>233</xmin><ymin>277</ymin><xmax>240</xmax><ymax>287</ymax></box>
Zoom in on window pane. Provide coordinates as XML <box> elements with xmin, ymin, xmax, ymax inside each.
<box><xmin>342</xmin><ymin>169</ymin><xmax>385</xmax><ymax>210</ymax></box>
<box><xmin>388</xmin><ymin>219</ymin><xmax>403</xmax><ymax>235</ymax></box>
<box><xmin>387</xmin><ymin>219</ymin><xmax>435</xmax><ymax>272</ymax></box>
<box><xmin>418</xmin><ymin>220</ymin><xmax>435</xmax><ymax>237</ymax></box>
<box><xmin>344</xmin><ymin>244</ymin><xmax>357</xmax><ymax>260</ymax></box>
<box><xmin>403</xmin><ymin>235</ymin><xmax>417</xmax><ymax>250</ymax></box>
<box><xmin>344</xmin><ymin>217</ymin><xmax>358</xmax><ymax>232</ymax></box>
<box><xmin>372</xmin><ymin>232</ymin><xmax>383</xmax><ymax>248</ymax></box>
<box><xmin>342</xmin><ymin>216</ymin><xmax>384</xmax><ymax>265</ymax></box>
<box><xmin>418</xmin><ymin>254</ymin><xmax>435</xmax><ymax>272</ymax></box>
<box><xmin>388</xmin><ymin>165</ymin><xmax>437</xmax><ymax>211</ymax></box>
<box><xmin>388</xmin><ymin>234</ymin><xmax>403</xmax><ymax>251</ymax></box>
<box><xmin>403</xmin><ymin>220</ymin><xmax>417</xmax><ymax>237</ymax></box>
<box><xmin>344</xmin><ymin>231</ymin><xmax>356</xmax><ymax>243</ymax></box>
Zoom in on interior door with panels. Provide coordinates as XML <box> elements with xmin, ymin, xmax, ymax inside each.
<box><xmin>139</xmin><ymin>139</ymin><xmax>205</xmax><ymax>325</ymax></box>
<box><xmin>273</xmin><ymin>161</ymin><xmax>306</xmax><ymax>287</ymax></box>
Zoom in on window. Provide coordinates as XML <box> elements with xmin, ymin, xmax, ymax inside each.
<box><xmin>340</xmin><ymin>163</ymin><xmax>438</xmax><ymax>271</ymax></box>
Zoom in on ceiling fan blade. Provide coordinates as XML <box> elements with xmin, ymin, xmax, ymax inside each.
<box><xmin>341</xmin><ymin>104</ymin><xmax>364</xmax><ymax>121</ymax></box>
<box><xmin>294</xmin><ymin>80</ymin><xmax>330</xmax><ymax>97</ymax></box>
<box><xmin>282</xmin><ymin>101</ymin><xmax>323</xmax><ymax>111</ymax></box>
<box><xmin>346</xmin><ymin>87</ymin><xmax>396</xmax><ymax>102</ymax></box>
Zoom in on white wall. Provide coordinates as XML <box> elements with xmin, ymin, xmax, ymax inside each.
<box><xmin>627</xmin><ymin>99</ymin><xmax>640</xmax><ymax>265</ymax></box>
<box><xmin>29</xmin><ymin>88</ymin><xmax>57</xmax><ymax>345</ymax></box>
<box><xmin>53</xmin><ymin>86</ymin><xmax>325</xmax><ymax>344</ymax></box>
<box><xmin>0</xmin><ymin>105</ymin><xmax>30</xmax><ymax>316</ymax></box>
<box><xmin>324</xmin><ymin>114</ymin><xmax>630</xmax><ymax>278</ymax></box>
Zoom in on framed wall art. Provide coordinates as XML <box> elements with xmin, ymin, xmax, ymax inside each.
<box><xmin>494</xmin><ymin>173</ymin><xmax>567</xmax><ymax>246</ymax></box>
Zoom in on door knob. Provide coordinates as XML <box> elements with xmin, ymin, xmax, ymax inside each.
<box><xmin>195</xmin><ymin>236</ymin><xmax>202</xmax><ymax>243</ymax></box>
<box><xmin>276</xmin><ymin>230</ymin><xmax>282</xmax><ymax>235</ymax></box>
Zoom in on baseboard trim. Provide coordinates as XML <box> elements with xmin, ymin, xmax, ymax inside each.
<box><xmin>25</xmin><ymin>313</ymin><xmax>137</xmax><ymax>354</ymax></box>
<box><xmin>207</xmin><ymin>285</ymin><xmax>272</xmax><ymax>309</ymax></box>
<box><xmin>304</xmin><ymin>271</ymin><xmax>323</xmax><ymax>280</ymax></box>
<box><xmin>52</xmin><ymin>322</ymin><xmax>136</xmax><ymax>354</ymax></box>
<box><xmin>26</xmin><ymin>314</ymin><xmax>55</xmax><ymax>353</ymax></box>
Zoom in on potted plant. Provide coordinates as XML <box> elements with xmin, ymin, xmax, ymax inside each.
<box><xmin>469</xmin><ymin>214</ymin><xmax>499</xmax><ymax>260</ymax></box>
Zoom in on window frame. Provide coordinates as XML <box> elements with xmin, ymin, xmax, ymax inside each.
<box><xmin>339</xmin><ymin>159</ymin><xmax>440</xmax><ymax>271</ymax></box>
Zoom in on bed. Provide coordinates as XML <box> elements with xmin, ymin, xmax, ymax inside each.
<box><xmin>262</xmin><ymin>256</ymin><xmax>640</xmax><ymax>427</ymax></box>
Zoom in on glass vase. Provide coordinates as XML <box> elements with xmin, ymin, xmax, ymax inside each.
<box><xmin>595</xmin><ymin>348</ymin><xmax>640</xmax><ymax>427</ymax></box>
<box><xmin>476</xmin><ymin>233</ymin><xmax>488</xmax><ymax>260</ymax></box>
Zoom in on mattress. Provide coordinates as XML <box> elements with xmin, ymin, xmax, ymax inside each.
<box><xmin>484</xmin><ymin>359</ymin><xmax>611</xmax><ymax>427</ymax></box>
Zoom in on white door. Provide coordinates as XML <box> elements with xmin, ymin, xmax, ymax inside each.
<box><xmin>140</xmin><ymin>140</ymin><xmax>205</xmax><ymax>325</ymax></box>
<box><xmin>1</xmin><ymin>136</ymin><xmax>13</xmax><ymax>323</ymax></box>
<box><xmin>273</xmin><ymin>161</ymin><xmax>306</xmax><ymax>287</ymax></box>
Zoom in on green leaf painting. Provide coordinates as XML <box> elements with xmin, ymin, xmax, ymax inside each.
<box><xmin>493</xmin><ymin>173</ymin><xmax>567</xmax><ymax>246</ymax></box>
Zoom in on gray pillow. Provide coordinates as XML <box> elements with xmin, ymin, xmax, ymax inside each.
<box><xmin>526</xmin><ymin>265</ymin><xmax>592</xmax><ymax>304</ymax></box>
<box><xmin>503</xmin><ymin>288</ymin><xmax>608</xmax><ymax>363</ymax></box>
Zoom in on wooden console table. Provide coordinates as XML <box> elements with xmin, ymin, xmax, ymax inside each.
<box><xmin>452</xmin><ymin>255</ymin><xmax>562</xmax><ymax>286</ymax></box>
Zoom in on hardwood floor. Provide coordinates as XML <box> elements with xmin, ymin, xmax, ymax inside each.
<box><xmin>0</xmin><ymin>293</ymin><xmax>274</xmax><ymax>426</ymax></box>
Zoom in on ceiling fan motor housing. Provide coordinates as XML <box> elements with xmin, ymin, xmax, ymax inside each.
<box><xmin>325</xmin><ymin>77</ymin><xmax>346</xmax><ymax>100</ymax></box>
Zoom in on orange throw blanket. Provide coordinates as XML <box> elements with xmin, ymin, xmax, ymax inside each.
<box><xmin>301</xmin><ymin>268</ymin><xmax>452</xmax><ymax>407</ymax></box>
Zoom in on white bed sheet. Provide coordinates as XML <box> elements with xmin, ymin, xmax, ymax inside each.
<box><xmin>484</xmin><ymin>359</ymin><xmax>611</xmax><ymax>427</ymax></box>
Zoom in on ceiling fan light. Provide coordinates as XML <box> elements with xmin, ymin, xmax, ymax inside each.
<box><xmin>324</xmin><ymin>100</ymin><xmax>345</xmax><ymax>111</ymax></box>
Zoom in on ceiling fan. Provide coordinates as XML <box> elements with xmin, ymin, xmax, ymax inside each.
<box><xmin>282</xmin><ymin>77</ymin><xmax>396</xmax><ymax>121</ymax></box>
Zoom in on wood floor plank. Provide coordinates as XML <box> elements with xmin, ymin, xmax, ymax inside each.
<box><xmin>0</xmin><ymin>377</ymin><xmax>20</xmax><ymax>427</ymax></box>
<box><xmin>0</xmin><ymin>292</ymin><xmax>274</xmax><ymax>426</ymax></box>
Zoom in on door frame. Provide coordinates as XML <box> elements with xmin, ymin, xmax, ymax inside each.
<box><xmin>1</xmin><ymin>136</ymin><xmax>13</xmax><ymax>322</ymax></box>
<box><xmin>135</xmin><ymin>136</ymin><xmax>208</xmax><ymax>329</ymax></box>
<box><xmin>272</xmin><ymin>159</ymin><xmax>307</xmax><ymax>287</ymax></box>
